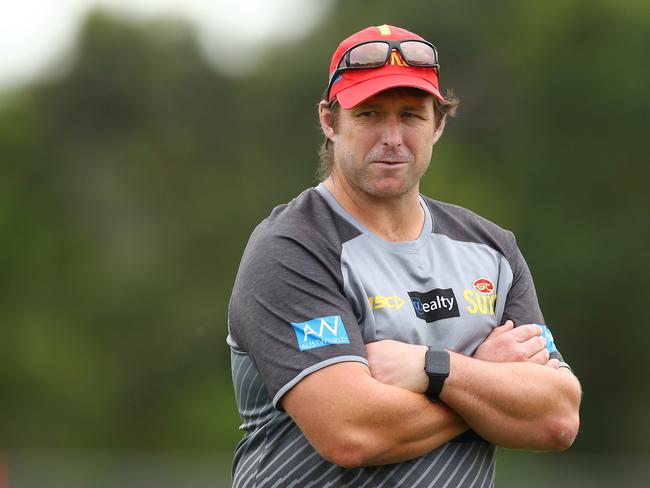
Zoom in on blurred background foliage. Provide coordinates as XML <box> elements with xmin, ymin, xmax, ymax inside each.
<box><xmin>1</xmin><ymin>0</ymin><xmax>649</xmax><ymax>485</ymax></box>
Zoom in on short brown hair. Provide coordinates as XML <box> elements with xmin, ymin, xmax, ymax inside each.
<box><xmin>317</xmin><ymin>89</ymin><xmax>459</xmax><ymax>181</ymax></box>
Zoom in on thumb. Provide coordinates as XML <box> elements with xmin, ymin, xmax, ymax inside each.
<box><xmin>487</xmin><ymin>320</ymin><xmax>515</xmax><ymax>339</ymax></box>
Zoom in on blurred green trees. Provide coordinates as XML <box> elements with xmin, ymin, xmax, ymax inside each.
<box><xmin>0</xmin><ymin>0</ymin><xmax>648</xmax><ymax>456</ymax></box>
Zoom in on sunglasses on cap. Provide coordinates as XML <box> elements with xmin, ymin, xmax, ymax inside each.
<box><xmin>326</xmin><ymin>39</ymin><xmax>440</xmax><ymax>101</ymax></box>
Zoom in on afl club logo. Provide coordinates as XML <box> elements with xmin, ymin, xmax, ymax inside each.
<box><xmin>464</xmin><ymin>277</ymin><xmax>497</xmax><ymax>315</ymax></box>
<box><xmin>472</xmin><ymin>278</ymin><xmax>494</xmax><ymax>295</ymax></box>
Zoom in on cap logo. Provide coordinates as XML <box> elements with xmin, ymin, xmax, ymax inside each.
<box><xmin>389</xmin><ymin>50</ymin><xmax>407</xmax><ymax>66</ymax></box>
<box><xmin>377</xmin><ymin>24</ymin><xmax>392</xmax><ymax>36</ymax></box>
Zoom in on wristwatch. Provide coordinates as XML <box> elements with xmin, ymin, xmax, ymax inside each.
<box><xmin>424</xmin><ymin>347</ymin><xmax>450</xmax><ymax>402</ymax></box>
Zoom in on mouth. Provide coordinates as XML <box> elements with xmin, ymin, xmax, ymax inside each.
<box><xmin>371</xmin><ymin>160</ymin><xmax>410</xmax><ymax>169</ymax></box>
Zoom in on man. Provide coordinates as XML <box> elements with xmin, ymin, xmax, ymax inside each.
<box><xmin>227</xmin><ymin>24</ymin><xmax>581</xmax><ymax>487</ymax></box>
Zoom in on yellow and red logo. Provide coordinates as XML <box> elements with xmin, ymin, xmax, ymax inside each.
<box><xmin>464</xmin><ymin>278</ymin><xmax>496</xmax><ymax>315</ymax></box>
<box><xmin>472</xmin><ymin>278</ymin><xmax>494</xmax><ymax>295</ymax></box>
<box><xmin>389</xmin><ymin>51</ymin><xmax>407</xmax><ymax>66</ymax></box>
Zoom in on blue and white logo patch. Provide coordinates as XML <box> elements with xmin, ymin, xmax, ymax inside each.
<box><xmin>537</xmin><ymin>324</ymin><xmax>558</xmax><ymax>353</ymax></box>
<box><xmin>291</xmin><ymin>315</ymin><xmax>350</xmax><ymax>352</ymax></box>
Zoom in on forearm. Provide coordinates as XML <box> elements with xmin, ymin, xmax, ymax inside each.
<box><xmin>349</xmin><ymin>377</ymin><xmax>467</xmax><ymax>465</ymax></box>
<box><xmin>441</xmin><ymin>352</ymin><xmax>581</xmax><ymax>450</ymax></box>
<box><xmin>283</xmin><ymin>362</ymin><xmax>467</xmax><ymax>467</ymax></box>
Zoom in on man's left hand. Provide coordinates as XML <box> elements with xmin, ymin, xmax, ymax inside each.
<box><xmin>473</xmin><ymin>320</ymin><xmax>559</xmax><ymax>367</ymax></box>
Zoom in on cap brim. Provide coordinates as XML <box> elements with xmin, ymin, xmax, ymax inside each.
<box><xmin>335</xmin><ymin>74</ymin><xmax>444</xmax><ymax>109</ymax></box>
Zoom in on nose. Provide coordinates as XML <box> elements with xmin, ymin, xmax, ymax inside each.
<box><xmin>380</xmin><ymin>115</ymin><xmax>403</xmax><ymax>148</ymax></box>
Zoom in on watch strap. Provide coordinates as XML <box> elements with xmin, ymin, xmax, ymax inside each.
<box><xmin>425</xmin><ymin>372</ymin><xmax>446</xmax><ymax>402</ymax></box>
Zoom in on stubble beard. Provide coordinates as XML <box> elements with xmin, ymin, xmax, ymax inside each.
<box><xmin>334</xmin><ymin>145</ymin><xmax>429</xmax><ymax>200</ymax></box>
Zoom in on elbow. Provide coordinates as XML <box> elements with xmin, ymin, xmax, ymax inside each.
<box><xmin>544</xmin><ymin>371</ymin><xmax>582</xmax><ymax>451</ymax></box>
<box><xmin>545</xmin><ymin>413</ymin><xmax>580</xmax><ymax>451</ymax></box>
<box><xmin>319</xmin><ymin>447</ymin><xmax>366</xmax><ymax>469</ymax></box>
<box><xmin>315</xmin><ymin>430</ymin><xmax>382</xmax><ymax>468</ymax></box>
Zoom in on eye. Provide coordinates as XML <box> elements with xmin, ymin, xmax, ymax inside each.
<box><xmin>358</xmin><ymin>111</ymin><xmax>377</xmax><ymax>117</ymax></box>
<box><xmin>404</xmin><ymin>111</ymin><xmax>431</xmax><ymax>122</ymax></box>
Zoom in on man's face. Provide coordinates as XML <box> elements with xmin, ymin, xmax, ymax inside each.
<box><xmin>327</xmin><ymin>88</ymin><xmax>442</xmax><ymax>199</ymax></box>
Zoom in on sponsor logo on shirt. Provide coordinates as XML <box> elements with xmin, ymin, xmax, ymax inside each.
<box><xmin>464</xmin><ymin>277</ymin><xmax>497</xmax><ymax>315</ymax></box>
<box><xmin>291</xmin><ymin>315</ymin><xmax>350</xmax><ymax>351</ymax></box>
<box><xmin>407</xmin><ymin>288</ymin><xmax>460</xmax><ymax>323</ymax></box>
<box><xmin>536</xmin><ymin>324</ymin><xmax>558</xmax><ymax>353</ymax></box>
<box><xmin>368</xmin><ymin>295</ymin><xmax>406</xmax><ymax>311</ymax></box>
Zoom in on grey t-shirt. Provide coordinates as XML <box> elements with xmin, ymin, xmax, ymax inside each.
<box><xmin>227</xmin><ymin>184</ymin><xmax>567</xmax><ymax>487</ymax></box>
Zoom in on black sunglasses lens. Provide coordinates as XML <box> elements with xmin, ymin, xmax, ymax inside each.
<box><xmin>400</xmin><ymin>41</ymin><xmax>437</xmax><ymax>66</ymax></box>
<box><xmin>348</xmin><ymin>42</ymin><xmax>390</xmax><ymax>68</ymax></box>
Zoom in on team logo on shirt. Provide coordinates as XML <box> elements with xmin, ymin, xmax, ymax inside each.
<box><xmin>464</xmin><ymin>277</ymin><xmax>497</xmax><ymax>315</ymax></box>
<box><xmin>290</xmin><ymin>315</ymin><xmax>350</xmax><ymax>351</ymax></box>
<box><xmin>407</xmin><ymin>288</ymin><xmax>460</xmax><ymax>323</ymax></box>
<box><xmin>472</xmin><ymin>278</ymin><xmax>494</xmax><ymax>294</ymax></box>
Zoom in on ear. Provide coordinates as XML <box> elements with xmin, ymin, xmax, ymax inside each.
<box><xmin>319</xmin><ymin>100</ymin><xmax>336</xmax><ymax>141</ymax></box>
<box><xmin>432</xmin><ymin>115</ymin><xmax>446</xmax><ymax>145</ymax></box>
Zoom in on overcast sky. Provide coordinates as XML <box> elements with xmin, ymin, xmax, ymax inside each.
<box><xmin>0</xmin><ymin>0</ymin><xmax>333</xmax><ymax>90</ymax></box>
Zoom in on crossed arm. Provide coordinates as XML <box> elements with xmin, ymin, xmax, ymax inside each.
<box><xmin>282</xmin><ymin>321</ymin><xmax>582</xmax><ymax>468</ymax></box>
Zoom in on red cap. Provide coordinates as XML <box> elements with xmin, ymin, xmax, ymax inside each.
<box><xmin>327</xmin><ymin>24</ymin><xmax>443</xmax><ymax>109</ymax></box>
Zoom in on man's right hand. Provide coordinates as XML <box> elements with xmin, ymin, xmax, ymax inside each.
<box><xmin>366</xmin><ymin>340</ymin><xmax>429</xmax><ymax>393</ymax></box>
<box><xmin>473</xmin><ymin>320</ymin><xmax>559</xmax><ymax>368</ymax></box>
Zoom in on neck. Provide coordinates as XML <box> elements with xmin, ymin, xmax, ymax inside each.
<box><xmin>323</xmin><ymin>175</ymin><xmax>425</xmax><ymax>242</ymax></box>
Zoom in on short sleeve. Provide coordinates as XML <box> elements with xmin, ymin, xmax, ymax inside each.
<box><xmin>502</xmin><ymin>243</ymin><xmax>544</xmax><ymax>325</ymax></box>
<box><xmin>228</xmin><ymin>200</ymin><xmax>367</xmax><ymax>409</ymax></box>
<box><xmin>502</xmin><ymin>236</ymin><xmax>569</xmax><ymax>366</ymax></box>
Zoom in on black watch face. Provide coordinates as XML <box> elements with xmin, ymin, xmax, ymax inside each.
<box><xmin>426</xmin><ymin>349</ymin><xmax>450</xmax><ymax>376</ymax></box>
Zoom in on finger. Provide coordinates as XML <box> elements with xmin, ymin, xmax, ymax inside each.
<box><xmin>545</xmin><ymin>358</ymin><xmax>561</xmax><ymax>369</ymax></box>
<box><xmin>486</xmin><ymin>320</ymin><xmax>515</xmax><ymax>339</ymax></box>
<box><xmin>520</xmin><ymin>335</ymin><xmax>547</xmax><ymax>359</ymax></box>
<box><xmin>510</xmin><ymin>324</ymin><xmax>542</xmax><ymax>342</ymax></box>
<box><xmin>527</xmin><ymin>345</ymin><xmax>550</xmax><ymax>365</ymax></box>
